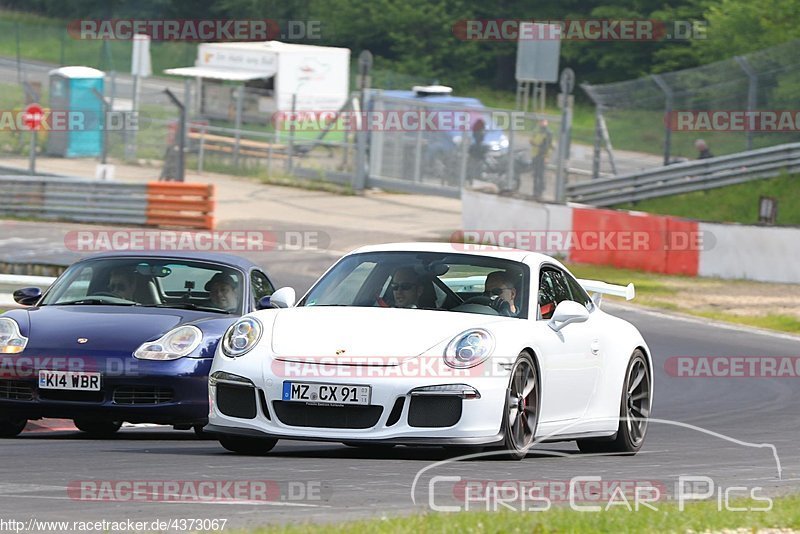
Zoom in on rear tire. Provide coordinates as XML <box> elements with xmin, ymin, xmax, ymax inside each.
<box><xmin>0</xmin><ymin>417</ymin><xmax>27</xmax><ymax>438</ymax></box>
<box><xmin>577</xmin><ymin>349</ymin><xmax>651</xmax><ymax>455</ymax></box>
<box><xmin>219</xmin><ymin>435</ymin><xmax>278</xmax><ymax>455</ymax></box>
<box><xmin>73</xmin><ymin>418</ymin><xmax>122</xmax><ymax>438</ymax></box>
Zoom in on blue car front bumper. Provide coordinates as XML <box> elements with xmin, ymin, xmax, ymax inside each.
<box><xmin>0</xmin><ymin>352</ymin><xmax>211</xmax><ymax>425</ymax></box>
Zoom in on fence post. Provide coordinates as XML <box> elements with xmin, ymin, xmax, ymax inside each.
<box><xmin>164</xmin><ymin>89</ymin><xmax>186</xmax><ymax>182</ymax></box>
<box><xmin>735</xmin><ymin>55</ymin><xmax>758</xmax><ymax>152</ymax></box>
<box><xmin>91</xmin><ymin>88</ymin><xmax>109</xmax><ymax>165</ymax></box>
<box><xmin>233</xmin><ymin>85</ymin><xmax>244</xmax><ymax>169</ymax></box>
<box><xmin>287</xmin><ymin>93</ymin><xmax>296</xmax><ymax>175</ymax></box>
<box><xmin>555</xmin><ymin>68</ymin><xmax>575</xmax><ymax>203</ymax></box>
<box><xmin>651</xmin><ymin>74</ymin><xmax>673</xmax><ymax>166</ymax></box>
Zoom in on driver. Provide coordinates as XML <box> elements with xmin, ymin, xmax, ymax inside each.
<box><xmin>390</xmin><ymin>267</ymin><xmax>424</xmax><ymax>309</ymax></box>
<box><xmin>107</xmin><ymin>268</ymin><xmax>137</xmax><ymax>301</ymax></box>
<box><xmin>485</xmin><ymin>270</ymin><xmax>519</xmax><ymax>316</ymax></box>
<box><xmin>205</xmin><ymin>273</ymin><xmax>239</xmax><ymax>312</ymax></box>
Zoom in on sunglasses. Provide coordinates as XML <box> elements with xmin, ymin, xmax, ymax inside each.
<box><xmin>487</xmin><ymin>287</ymin><xmax>512</xmax><ymax>296</ymax></box>
<box><xmin>391</xmin><ymin>282</ymin><xmax>417</xmax><ymax>291</ymax></box>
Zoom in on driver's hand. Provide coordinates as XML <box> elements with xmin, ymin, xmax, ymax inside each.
<box><xmin>489</xmin><ymin>296</ymin><xmax>511</xmax><ymax>315</ymax></box>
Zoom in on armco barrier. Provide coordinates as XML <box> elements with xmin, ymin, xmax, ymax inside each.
<box><xmin>145</xmin><ymin>182</ymin><xmax>215</xmax><ymax>230</ymax></box>
<box><xmin>462</xmin><ymin>189</ymin><xmax>800</xmax><ymax>283</ymax></box>
<box><xmin>0</xmin><ymin>176</ymin><xmax>214</xmax><ymax>230</ymax></box>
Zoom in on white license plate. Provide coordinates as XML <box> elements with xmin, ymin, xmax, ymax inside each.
<box><xmin>282</xmin><ymin>382</ymin><xmax>371</xmax><ymax>406</ymax></box>
<box><xmin>39</xmin><ymin>370</ymin><xmax>101</xmax><ymax>391</ymax></box>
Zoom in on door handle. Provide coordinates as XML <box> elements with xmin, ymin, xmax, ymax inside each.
<box><xmin>590</xmin><ymin>339</ymin><xmax>600</xmax><ymax>355</ymax></box>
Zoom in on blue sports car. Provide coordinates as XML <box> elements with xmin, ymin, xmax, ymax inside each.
<box><xmin>0</xmin><ymin>251</ymin><xmax>276</xmax><ymax>438</ymax></box>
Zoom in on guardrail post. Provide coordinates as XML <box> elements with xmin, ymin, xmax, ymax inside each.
<box><xmin>651</xmin><ymin>74</ymin><xmax>673</xmax><ymax>166</ymax></box>
<box><xmin>735</xmin><ymin>56</ymin><xmax>758</xmax><ymax>152</ymax></box>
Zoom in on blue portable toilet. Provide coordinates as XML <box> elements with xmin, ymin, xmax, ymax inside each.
<box><xmin>47</xmin><ymin>66</ymin><xmax>105</xmax><ymax>157</ymax></box>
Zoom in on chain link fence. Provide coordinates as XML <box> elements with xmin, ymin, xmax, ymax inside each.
<box><xmin>583</xmin><ymin>39</ymin><xmax>800</xmax><ymax>175</ymax></box>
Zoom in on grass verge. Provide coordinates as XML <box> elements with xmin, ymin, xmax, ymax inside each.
<box><xmin>614</xmin><ymin>173</ymin><xmax>800</xmax><ymax>226</ymax></box>
<box><xmin>565</xmin><ymin>262</ymin><xmax>800</xmax><ymax>335</ymax></box>
<box><xmin>238</xmin><ymin>495</ymin><xmax>800</xmax><ymax>533</ymax></box>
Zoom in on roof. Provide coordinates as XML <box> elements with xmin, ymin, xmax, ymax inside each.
<box><xmin>199</xmin><ymin>41</ymin><xmax>350</xmax><ymax>54</ymax></box>
<box><xmin>349</xmin><ymin>242</ymin><xmax>557</xmax><ymax>264</ymax></box>
<box><xmin>49</xmin><ymin>66</ymin><xmax>105</xmax><ymax>79</ymax></box>
<box><xmin>164</xmin><ymin>66</ymin><xmax>276</xmax><ymax>81</ymax></box>
<box><xmin>77</xmin><ymin>251</ymin><xmax>265</xmax><ymax>271</ymax></box>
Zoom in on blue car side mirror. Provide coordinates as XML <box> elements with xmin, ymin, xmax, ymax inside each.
<box><xmin>13</xmin><ymin>287</ymin><xmax>42</xmax><ymax>306</ymax></box>
<box><xmin>256</xmin><ymin>296</ymin><xmax>272</xmax><ymax>310</ymax></box>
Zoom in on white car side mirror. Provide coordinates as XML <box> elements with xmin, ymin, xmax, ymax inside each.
<box><xmin>548</xmin><ymin>300</ymin><xmax>590</xmax><ymax>332</ymax></box>
<box><xmin>269</xmin><ymin>287</ymin><xmax>296</xmax><ymax>309</ymax></box>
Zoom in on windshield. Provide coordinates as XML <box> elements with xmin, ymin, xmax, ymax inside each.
<box><xmin>300</xmin><ymin>251</ymin><xmax>529</xmax><ymax>318</ymax></box>
<box><xmin>40</xmin><ymin>257</ymin><xmax>245</xmax><ymax>314</ymax></box>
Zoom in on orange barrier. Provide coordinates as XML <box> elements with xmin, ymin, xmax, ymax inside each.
<box><xmin>145</xmin><ymin>182</ymin><xmax>215</xmax><ymax>230</ymax></box>
<box><xmin>570</xmin><ymin>207</ymin><xmax>699</xmax><ymax>276</ymax></box>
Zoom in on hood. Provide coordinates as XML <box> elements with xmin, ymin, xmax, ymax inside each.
<box><xmin>270</xmin><ymin>307</ymin><xmax>504</xmax><ymax>364</ymax></box>
<box><xmin>23</xmin><ymin>305</ymin><xmax>229</xmax><ymax>354</ymax></box>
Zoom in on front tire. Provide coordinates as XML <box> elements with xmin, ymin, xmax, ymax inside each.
<box><xmin>0</xmin><ymin>417</ymin><xmax>27</xmax><ymax>438</ymax></box>
<box><xmin>577</xmin><ymin>349</ymin><xmax>651</xmax><ymax>455</ymax></box>
<box><xmin>219</xmin><ymin>435</ymin><xmax>278</xmax><ymax>455</ymax></box>
<box><xmin>73</xmin><ymin>418</ymin><xmax>122</xmax><ymax>438</ymax></box>
<box><xmin>499</xmin><ymin>352</ymin><xmax>539</xmax><ymax>460</ymax></box>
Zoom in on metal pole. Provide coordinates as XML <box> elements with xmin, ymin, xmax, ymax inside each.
<box><xmin>164</xmin><ymin>88</ymin><xmax>186</xmax><ymax>182</ymax></box>
<box><xmin>15</xmin><ymin>23</ymin><xmax>21</xmax><ymax>84</ymax></box>
<box><xmin>506</xmin><ymin>117</ymin><xmax>515</xmax><ymax>190</ymax></box>
<box><xmin>125</xmin><ymin>73</ymin><xmax>140</xmax><ymax>160</ymax></box>
<box><xmin>28</xmin><ymin>130</ymin><xmax>37</xmax><ymax>174</ymax></box>
<box><xmin>92</xmin><ymin>88</ymin><xmax>108</xmax><ymax>165</ymax></box>
<box><xmin>555</xmin><ymin>69</ymin><xmax>575</xmax><ymax>203</ymax></box>
<box><xmin>287</xmin><ymin>93</ymin><xmax>296</xmax><ymax>175</ymax></box>
<box><xmin>354</xmin><ymin>50</ymin><xmax>372</xmax><ymax>191</ymax></box>
<box><xmin>234</xmin><ymin>85</ymin><xmax>244</xmax><ymax>168</ymax></box>
<box><xmin>652</xmin><ymin>74</ymin><xmax>673</xmax><ymax>166</ymax></box>
<box><xmin>735</xmin><ymin>55</ymin><xmax>758</xmax><ymax>152</ymax></box>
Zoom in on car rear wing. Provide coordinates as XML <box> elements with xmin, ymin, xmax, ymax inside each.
<box><xmin>577</xmin><ymin>279</ymin><xmax>635</xmax><ymax>307</ymax></box>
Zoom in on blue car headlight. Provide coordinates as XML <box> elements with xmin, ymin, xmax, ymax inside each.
<box><xmin>0</xmin><ymin>318</ymin><xmax>27</xmax><ymax>354</ymax></box>
<box><xmin>444</xmin><ymin>329</ymin><xmax>494</xmax><ymax>368</ymax></box>
<box><xmin>134</xmin><ymin>325</ymin><xmax>203</xmax><ymax>361</ymax></box>
<box><xmin>221</xmin><ymin>317</ymin><xmax>262</xmax><ymax>358</ymax></box>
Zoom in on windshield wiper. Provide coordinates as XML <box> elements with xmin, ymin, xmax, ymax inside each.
<box><xmin>52</xmin><ymin>299</ymin><xmax>141</xmax><ymax>306</ymax></box>
<box><xmin>147</xmin><ymin>303</ymin><xmax>234</xmax><ymax>314</ymax></box>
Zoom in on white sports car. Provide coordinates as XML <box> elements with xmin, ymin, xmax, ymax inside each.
<box><xmin>205</xmin><ymin>243</ymin><xmax>653</xmax><ymax>459</ymax></box>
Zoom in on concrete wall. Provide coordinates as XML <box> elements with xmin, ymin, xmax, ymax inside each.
<box><xmin>462</xmin><ymin>189</ymin><xmax>800</xmax><ymax>284</ymax></box>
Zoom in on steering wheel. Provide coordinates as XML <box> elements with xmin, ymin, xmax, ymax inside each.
<box><xmin>464</xmin><ymin>295</ymin><xmax>512</xmax><ymax>316</ymax></box>
<box><xmin>90</xmin><ymin>291</ymin><xmax>120</xmax><ymax>298</ymax></box>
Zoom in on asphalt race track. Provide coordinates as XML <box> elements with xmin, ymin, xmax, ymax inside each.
<box><xmin>2</xmin><ymin>250</ymin><xmax>799</xmax><ymax>530</ymax></box>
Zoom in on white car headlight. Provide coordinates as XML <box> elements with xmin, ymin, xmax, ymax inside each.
<box><xmin>221</xmin><ymin>317</ymin><xmax>262</xmax><ymax>358</ymax></box>
<box><xmin>0</xmin><ymin>318</ymin><xmax>28</xmax><ymax>354</ymax></box>
<box><xmin>444</xmin><ymin>329</ymin><xmax>494</xmax><ymax>368</ymax></box>
<box><xmin>134</xmin><ymin>325</ymin><xmax>203</xmax><ymax>361</ymax></box>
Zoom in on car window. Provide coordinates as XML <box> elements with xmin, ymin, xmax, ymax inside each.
<box><xmin>250</xmin><ymin>270</ymin><xmax>275</xmax><ymax>305</ymax></box>
<box><xmin>301</xmin><ymin>252</ymin><xmax>528</xmax><ymax>318</ymax></box>
<box><xmin>539</xmin><ymin>267</ymin><xmax>593</xmax><ymax>319</ymax></box>
<box><xmin>565</xmin><ymin>272</ymin><xmax>593</xmax><ymax>308</ymax></box>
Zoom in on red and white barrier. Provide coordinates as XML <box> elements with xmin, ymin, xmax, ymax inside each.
<box><xmin>462</xmin><ymin>189</ymin><xmax>800</xmax><ymax>283</ymax></box>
